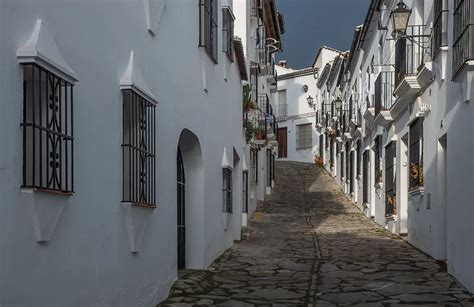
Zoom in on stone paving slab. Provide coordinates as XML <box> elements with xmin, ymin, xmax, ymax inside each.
<box><xmin>159</xmin><ymin>162</ymin><xmax>474</xmax><ymax>306</ymax></box>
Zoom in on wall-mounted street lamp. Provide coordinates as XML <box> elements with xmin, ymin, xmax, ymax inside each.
<box><xmin>307</xmin><ymin>95</ymin><xmax>314</xmax><ymax>108</ymax></box>
<box><xmin>390</xmin><ymin>1</ymin><xmax>412</xmax><ymax>38</ymax></box>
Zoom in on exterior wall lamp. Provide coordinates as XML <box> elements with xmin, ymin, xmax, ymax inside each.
<box><xmin>334</xmin><ymin>97</ymin><xmax>343</xmax><ymax>112</ymax></box>
<box><xmin>307</xmin><ymin>95</ymin><xmax>315</xmax><ymax>108</ymax></box>
<box><xmin>390</xmin><ymin>0</ymin><xmax>412</xmax><ymax>38</ymax></box>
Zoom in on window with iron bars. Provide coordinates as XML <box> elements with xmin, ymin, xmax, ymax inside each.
<box><xmin>250</xmin><ymin>63</ymin><xmax>259</xmax><ymax>103</ymax></box>
<box><xmin>453</xmin><ymin>0</ymin><xmax>474</xmax><ymax>75</ymax></box>
<box><xmin>222</xmin><ymin>7</ymin><xmax>234</xmax><ymax>61</ymax></box>
<box><xmin>250</xmin><ymin>0</ymin><xmax>262</xmax><ymax>18</ymax></box>
<box><xmin>243</xmin><ymin>170</ymin><xmax>248</xmax><ymax>213</ymax></box>
<box><xmin>199</xmin><ymin>0</ymin><xmax>218</xmax><ymax>63</ymax></box>
<box><xmin>374</xmin><ymin>135</ymin><xmax>383</xmax><ymax>185</ymax></box>
<box><xmin>21</xmin><ymin>64</ymin><xmax>74</xmax><ymax>194</ymax></box>
<box><xmin>362</xmin><ymin>150</ymin><xmax>370</xmax><ymax>204</ymax></box>
<box><xmin>409</xmin><ymin>118</ymin><xmax>424</xmax><ymax>190</ymax></box>
<box><xmin>385</xmin><ymin>141</ymin><xmax>397</xmax><ymax>215</ymax></box>
<box><xmin>222</xmin><ymin>168</ymin><xmax>233</xmax><ymax>213</ymax></box>
<box><xmin>356</xmin><ymin>139</ymin><xmax>362</xmax><ymax>177</ymax></box>
<box><xmin>256</xmin><ymin>26</ymin><xmax>269</xmax><ymax>66</ymax></box>
<box><xmin>266</xmin><ymin>149</ymin><xmax>272</xmax><ymax>187</ymax></box>
<box><xmin>433</xmin><ymin>0</ymin><xmax>448</xmax><ymax>59</ymax></box>
<box><xmin>250</xmin><ymin>148</ymin><xmax>258</xmax><ymax>183</ymax></box>
<box><xmin>122</xmin><ymin>90</ymin><xmax>157</xmax><ymax>207</ymax></box>
<box><xmin>296</xmin><ymin>123</ymin><xmax>312</xmax><ymax>149</ymax></box>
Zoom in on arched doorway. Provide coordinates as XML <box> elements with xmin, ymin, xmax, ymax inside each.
<box><xmin>177</xmin><ymin>147</ymin><xmax>186</xmax><ymax>270</ymax></box>
<box><xmin>176</xmin><ymin>129</ymin><xmax>204</xmax><ymax>270</ymax></box>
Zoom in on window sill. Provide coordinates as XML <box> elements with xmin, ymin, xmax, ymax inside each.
<box><xmin>21</xmin><ymin>187</ymin><xmax>74</xmax><ymax>197</ymax></box>
<box><xmin>385</xmin><ymin>214</ymin><xmax>397</xmax><ymax>221</ymax></box>
<box><xmin>452</xmin><ymin>59</ymin><xmax>474</xmax><ymax>81</ymax></box>
<box><xmin>409</xmin><ymin>186</ymin><xmax>425</xmax><ymax>196</ymax></box>
<box><xmin>128</xmin><ymin>202</ymin><xmax>157</xmax><ymax>209</ymax></box>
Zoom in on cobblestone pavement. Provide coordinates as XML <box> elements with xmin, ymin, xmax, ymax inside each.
<box><xmin>160</xmin><ymin>161</ymin><xmax>474</xmax><ymax>306</ymax></box>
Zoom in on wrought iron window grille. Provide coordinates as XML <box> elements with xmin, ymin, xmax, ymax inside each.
<box><xmin>222</xmin><ymin>7</ymin><xmax>235</xmax><ymax>62</ymax></box>
<box><xmin>199</xmin><ymin>0</ymin><xmax>218</xmax><ymax>63</ymax></box>
<box><xmin>122</xmin><ymin>89</ymin><xmax>157</xmax><ymax>207</ymax></box>
<box><xmin>222</xmin><ymin>167</ymin><xmax>233</xmax><ymax>213</ymax></box>
<box><xmin>21</xmin><ymin>63</ymin><xmax>74</xmax><ymax>194</ymax></box>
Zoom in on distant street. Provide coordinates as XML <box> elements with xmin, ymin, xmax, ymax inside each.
<box><xmin>160</xmin><ymin>162</ymin><xmax>474</xmax><ymax>306</ymax></box>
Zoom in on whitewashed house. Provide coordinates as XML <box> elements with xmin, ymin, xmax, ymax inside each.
<box><xmin>314</xmin><ymin>0</ymin><xmax>474</xmax><ymax>293</ymax></box>
<box><xmin>274</xmin><ymin>62</ymin><xmax>319</xmax><ymax>163</ymax></box>
<box><xmin>0</xmin><ymin>0</ymin><xmax>284</xmax><ymax>305</ymax></box>
<box><xmin>234</xmin><ymin>0</ymin><xmax>285</xmax><ymax>223</ymax></box>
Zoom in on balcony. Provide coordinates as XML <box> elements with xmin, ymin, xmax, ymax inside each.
<box><xmin>374</xmin><ymin>71</ymin><xmax>395</xmax><ymax>127</ymax></box>
<box><xmin>392</xmin><ymin>25</ymin><xmax>432</xmax><ymax>118</ymax></box>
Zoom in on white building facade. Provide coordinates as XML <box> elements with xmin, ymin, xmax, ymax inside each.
<box><xmin>312</xmin><ymin>0</ymin><xmax>474</xmax><ymax>293</ymax></box>
<box><xmin>274</xmin><ymin>64</ymin><xmax>319</xmax><ymax>163</ymax></box>
<box><xmin>0</xmin><ymin>0</ymin><xmax>283</xmax><ymax>305</ymax></box>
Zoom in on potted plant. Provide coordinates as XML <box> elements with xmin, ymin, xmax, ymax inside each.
<box><xmin>315</xmin><ymin>154</ymin><xmax>323</xmax><ymax>167</ymax></box>
<box><xmin>243</xmin><ymin>85</ymin><xmax>254</xmax><ymax>111</ymax></box>
<box><xmin>244</xmin><ymin>121</ymin><xmax>255</xmax><ymax>144</ymax></box>
<box><xmin>255</xmin><ymin>127</ymin><xmax>266</xmax><ymax>140</ymax></box>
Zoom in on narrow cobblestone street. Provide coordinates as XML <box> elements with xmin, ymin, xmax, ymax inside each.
<box><xmin>160</xmin><ymin>161</ymin><xmax>474</xmax><ymax>306</ymax></box>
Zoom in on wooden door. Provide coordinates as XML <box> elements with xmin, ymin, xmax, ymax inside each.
<box><xmin>278</xmin><ymin>128</ymin><xmax>287</xmax><ymax>158</ymax></box>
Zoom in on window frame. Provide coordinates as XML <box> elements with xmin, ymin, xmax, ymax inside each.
<box><xmin>199</xmin><ymin>0</ymin><xmax>218</xmax><ymax>64</ymax></box>
<box><xmin>385</xmin><ymin>141</ymin><xmax>397</xmax><ymax>216</ymax></box>
<box><xmin>296</xmin><ymin>123</ymin><xmax>313</xmax><ymax>149</ymax></box>
<box><xmin>222</xmin><ymin>7</ymin><xmax>235</xmax><ymax>62</ymax></box>
<box><xmin>243</xmin><ymin>170</ymin><xmax>248</xmax><ymax>213</ymax></box>
<box><xmin>21</xmin><ymin>63</ymin><xmax>75</xmax><ymax>194</ymax></box>
<box><xmin>222</xmin><ymin>167</ymin><xmax>233</xmax><ymax>213</ymax></box>
<box><xmin>122</xmin><ymin>89</ymin><xmax>157</xmax><ymax>207</ymax></box>
<box><xmin>409</xmin><ymin>118</ymin><xmax>424</xmax><ymax>190</ymax></box>
<box><xmin>374</xmin><ymin>135</ymin><xmax>383</xmax><ymax>186</ymax></box>
<box><xmin>452</xmin><ymin>0</ymin><xmax>474</xmax><ymax>76</ymax></box>
<box><xmin>250</xmin><ymin>148</ymin><xmax>258</xmax><ymax>183</ymax></box>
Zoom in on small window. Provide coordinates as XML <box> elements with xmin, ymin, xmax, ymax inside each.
<box><xmin>362</xmin><ymin>150</ymin><xmax>370</xmax><ymax>204</ymax></box>
<box><xmin>266</xmin><ymin>149</ymin><xmax>272</xmax><ymax>187</ymax></box>
<box><xmin>250</xmin><ymin>148</ymin><xmax>258</xmax><ymax>183</ymax></box>
<box><xmin>453</xmin><ymin>0</ymin><xmax>474</xmax><ymax>74</ymax></box>
<box><xmin>242</xmin><ymin>170</ymin><xmax>248</xmax><ymax>213</ymax></box>
<box><xmin>122</xmin><ymin>89</ymin><xmax>157</xmax><ymax>207</ymax></box>
<box><xmin>277</xmin><ymin>90</ymin><xmax>287</xmax><ymax>117</ymax></box>
<box><xmin>222</xmin><ymin>7</ymin><xmax>235</xmax><ymax>61</ymax></box>
<box><xmin>409</xmin><ymin>118</ymin><xmax>424</xmax><ymax>190</ymax></box>
<box><xmin>199</xmin><ymin>0</ymin><xmax>218</xmax><ymax>63</ymax></box>
<box><xmin>432</xmin><ymin>0</ymin><xmax>445</xmax><ymax>58</ymax></box>
<box><xmin>374</xmin><ymin>135</ymin><xmax>383</xmax><ymax>185</ymax></box>
<box><xmin>296</xmin><ymin>123</ymin><xmax>312</xmax><ymax>149</ymax></box>
<box><xmin>222</xmin><ymin>168</ymin><xmax>232</xmax><ymax>213</ymax></box>
<box><xmin>21</xmin><ymin>64</ymin><xmax>74</xmax><ymax>193</ymax></box>
<box><xmin>385</xmin><ymin>141</ymin><xmax>397</xmax><ymax>215</ymax></box>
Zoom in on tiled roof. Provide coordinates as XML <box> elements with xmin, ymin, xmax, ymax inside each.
<box><xmin>233</xmin><ymin>37</ymin><xmax>248</xmax><ymax>81</ymax></box>
<box><xmin>277</xmin><ymin>67</ymin><xmax>319</xmax><ymax>80</ymax></box>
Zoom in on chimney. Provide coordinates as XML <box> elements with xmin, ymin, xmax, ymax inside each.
<box><xmin>278</xmin><ymin>60</ymin><xmax>287</xmax><ymax>68</ymax></box>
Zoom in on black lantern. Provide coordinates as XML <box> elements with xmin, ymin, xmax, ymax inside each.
<box><xmin>307</xmin><ymin>95</ymin><xmax>314</xmax><ymax>108</ymax></box>
<box><xmin>390</xmin><ymin>1</ymin><xmax>412</xmax><ymax>37</ymax></box>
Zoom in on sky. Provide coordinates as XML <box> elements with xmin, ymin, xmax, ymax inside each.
<box><xmin>276</xmin><ymin>0</ymin><xmax>371</xmax><ymax>69</ymax></box>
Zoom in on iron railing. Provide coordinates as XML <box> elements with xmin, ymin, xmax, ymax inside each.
<box><xmin>374</xmin><ymin>71</ymin><xmax>395</xmax><ymax>117</ymax></box>
<box><xmin>395</xmin><ymin>25</ymin><xmax>430</xmax><ymax>88</ymax></box>
<box><xmin>199</xmin><ymin>0</ymin><xmax>218</xmax><ymax>63</ymax></box>
<box><xmin>21</xmin><ymin>63</ymin><xmax>74</xmax><ymax>194</ymax></box>
<box><xmin>122</xmin><ymin>89</ymin><xmax>156</xmax><ymax>207</ymax></box>
<box><xmin>453</xmin><ymin>0</ymin><xmax>474</xmax><ymax>75</ymax></box>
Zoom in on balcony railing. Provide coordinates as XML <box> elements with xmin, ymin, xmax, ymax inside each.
<box><xmin>453</xmin><ymin>0</ymin><xmax>474</xmax><ymax>75</ymax></box>
<box><xmin>374</xmin><ymin>71</ymin><xmax>395</xmax><ymax>117</ymax></box>
<box><xmin>395</xmin><ymin>25</ymin><xmax>430</xmax><ymax>88</ymax></box>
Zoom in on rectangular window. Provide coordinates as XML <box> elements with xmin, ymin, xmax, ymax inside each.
<box><xmin>223</xmin><ymin>168</ymin><xmax>232</xmax><ymax>213</ymax></box>
<box><xmin>266</xmin><ymin>149</ymin><xmax>272</xmax><ymax>187</ymax></box>
<box><xmin>453</xmin><ymin>0</ymin><xmax>474</xmax><ymax>75</ymax></box>
<box><xmin>296</xmin><ymin>123</ymin><xmax>312</xmax><ymax>149</ymax></box>
<box><xmin>374</xmin><ymin>135</ymin><xmax>382</xmax><ymax>185</ymax></box>
<box><xmin>363</xmin><ymin>150</ymin><xmax>370</xmax><ymax>204</ymax></box>
<box><xmin>222</xmin><ymin>7</ymin><xmax>234</xmax><ymax>61</ymax></box>
<box><xmin>250</xmin><ymin>63</ymin><xmax>259</xmax><ymax>103</ymax></box>
<box><xmin>277</xmin><ymin>90</ymin><xmax>287</xmax><ymax>117</ymax></box>
<box><xmin>385</xmin><ymin>141</ymin><xmax>397</xmax><ymax>215</ymax></box>
<box><xmin>250</xmin><ymin>148</ymin><xmax>258</xmax><ymax>183</ymax></box>
<box><xmin>243</xmin><ymin>170</ymin><xmax>248</xmax><ymax>213</ymax></box>
<box><xmin>409</xmin><ymin>118</ymin><xmax>424</xmax><ymax>190</ymax></box>
<box><xmin>349</xmin><ymin>151</ymin><xmax>354</xmax><ymax>194</ymax></box>
<box><xmin>122</xmin><ymin>90</ymin><xmax>157</xmax><ymax>206</ymax></box>
<box><xmin>433</xmin><ymin>0</ymin><xmax>447</xmax><ymax>58</ymax></box>
<box><xmin>199</xmin><ymin>0</ymin><xmax>218</xmax><ymax>63</ymax></box>
<box><xmin>319</xmin><ymin>134</ymin><xmax>324</xmax><ymax>158</ymax></box>
<box><xmin>356</xmin><ymin>139</ymin><xmax>362</xmax><ymax>177</ymax></box>
<box><xmin>21</xmin><ymin>64</ymin><xmax>74</xmax><ymax>193</ymax></box>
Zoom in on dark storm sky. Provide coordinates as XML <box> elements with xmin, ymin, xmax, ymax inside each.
<box><xmin>276</xmin><ymin>0</ymin><xmax>371</xmax><ymax>69</ymax></box>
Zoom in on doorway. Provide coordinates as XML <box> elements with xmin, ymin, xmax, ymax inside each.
<box><xmin>278</xmin><ymin>127</ymin><xmax>287</xmax><ymax>158</ymax></box>
<box><xmin>177</xmin><ymin>147</ymin><xmax>186</xmax><ymax>270</ymax></box>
